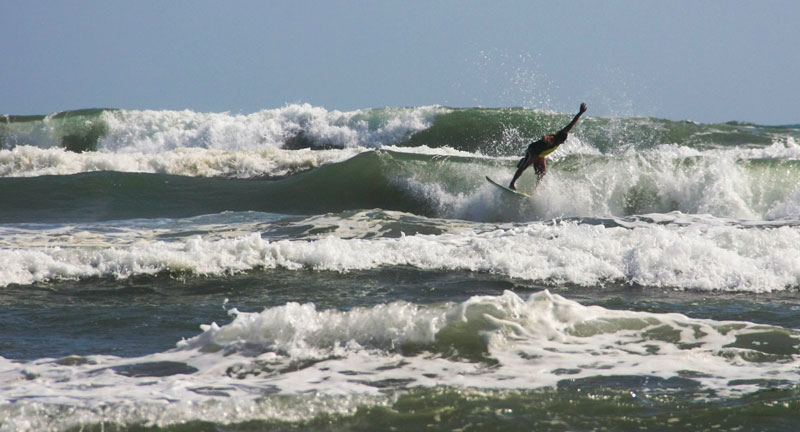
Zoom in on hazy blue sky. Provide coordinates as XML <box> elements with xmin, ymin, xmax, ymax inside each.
<box><xmin>3</xmin><ymin>1</ymin><xmax>798</xmax><ymax>123</ymax></box>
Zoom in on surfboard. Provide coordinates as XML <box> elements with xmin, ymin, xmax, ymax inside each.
<box><xmin>485</xmin><ymin>176</ymin><xmax>531</xmax><ymax>198</ymax></box>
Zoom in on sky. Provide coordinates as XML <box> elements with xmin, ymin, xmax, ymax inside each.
<box><xmin>2</xmin><ymin>1</ymin><xmax>798</xmax><ymax>124</ymax></box>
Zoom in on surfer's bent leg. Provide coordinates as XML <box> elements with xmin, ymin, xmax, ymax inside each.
<box><xmin>533</xmin><ymin>157</ymin><xmax>546</xmax><ymax>180</ymax></box>
<box><xmin>509</xmin><ymin>150</ymin><xmax>533</xmax><ymax>190</ymax></box>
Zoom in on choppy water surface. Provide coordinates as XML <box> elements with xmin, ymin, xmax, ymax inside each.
<box><xmin>2</xmin><ymin>105</ymin><xmax>799</xmax><ymax>431</ymax></box>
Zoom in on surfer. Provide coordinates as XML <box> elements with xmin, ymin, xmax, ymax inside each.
<box><xmin>508</xmin><ymin>102</ymin><xmax>587</xmax><ymax>190</ymax></box>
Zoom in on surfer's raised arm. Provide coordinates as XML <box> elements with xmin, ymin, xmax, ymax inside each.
<box><xmin>559</xmin><ymin>103</ymin><xmax>588</xmax><ymax>135</ymax></box>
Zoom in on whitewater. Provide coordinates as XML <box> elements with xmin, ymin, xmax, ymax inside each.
<box><xmin>1</xmin><ymin>104</ymin><xmax>800</xmax><ymax>431</ymax></box>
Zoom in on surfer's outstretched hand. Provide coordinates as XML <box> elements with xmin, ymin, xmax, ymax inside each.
<box><xmin>579</xmin><ymin>103</ymin><xmax>587</xmax><ymax>114</ymax></box>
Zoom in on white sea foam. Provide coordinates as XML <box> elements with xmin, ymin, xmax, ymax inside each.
<box><xmin>99</xmin><ymin>104</ymin><xmax>447</xmax><ymax>153</ymax></box>
<box><xmin>0</xmin><ymin>104</ymin><xmax>446</xmax><ymax>177</ymax></box>
<box><xmin>2</xmin><ymin>290</ymin><xmax>797</xmax><ymax>430</ymax></box>
<box><xmin>721</xmin><ymin>136</ymin><xmax>800</xmax><ymax>159</ymax></box>
<box><xmin>0</xmin><ymin>145</ymin><xmax>366</xmax><ymax>178</ymax></box>
<box><xmin>765</xmin><ymin>189</ymin><xmax>800</xmax><ymax>220</ymax></box>
<box><xmin>617</xmin><ymin>137</ymin><xmax>800</xmax><ymax>160</ymax></box>
<box><xmin>2</xmin><ymin>211</ymin><xmax>799</xmax><ymax>291</ymax></box>
<box><xmin>459</xmin><ymin>145</ymin><xmax>800</xmax><ymax>221</ymax></box>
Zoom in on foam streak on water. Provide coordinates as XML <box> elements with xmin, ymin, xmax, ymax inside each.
<box><xmin>1</xmin><ymin>211</ymin><xmax>798</xmax><ymax>292</ymax></box>
<box><xmin>0</xmin><ymin>145</ymin><xmax>372</xmax><ymax>178</ymax></box>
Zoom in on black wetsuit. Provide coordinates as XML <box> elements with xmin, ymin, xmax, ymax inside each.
<box><xmin>516</xmin><ymin>130</ymin><xmax>568</xmax><ymax>175</ymax></box>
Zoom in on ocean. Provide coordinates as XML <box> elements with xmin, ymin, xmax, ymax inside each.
<box><xmin>1</xmin><ymin>104</ymin><xmax>800</xmax><ymax>431</ymax></box>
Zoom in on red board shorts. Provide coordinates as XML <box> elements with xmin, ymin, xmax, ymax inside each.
<box><xmin>517</xmin><ymin>144</ymin><xmax>547</xmax><ymax>178</ymax></box>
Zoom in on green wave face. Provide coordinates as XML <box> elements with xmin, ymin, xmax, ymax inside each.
<box><xmin>1</xmin><ymin>109</ymin><xmax>110</xmax><ymax>152</ymax></box>
<box><xmin>2</xmin><ymin>149</ymin><xmax>799</xmax><ymax>224</ymax></box>
<box><xmin>410</xmin><ymin>108</ymin><xmax>798</xmax><ymax>155</ymax></box>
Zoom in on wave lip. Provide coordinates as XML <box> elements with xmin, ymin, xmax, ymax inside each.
<box><xmin>1</xmin><ymin>108</ymin><xmax>110</xmax><ymax>152</ymax></box>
